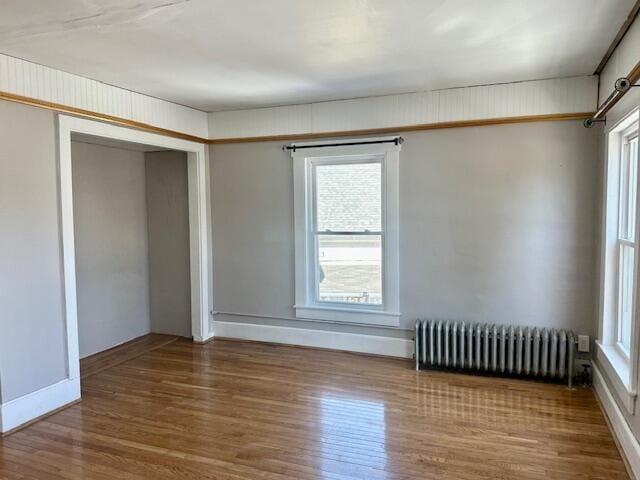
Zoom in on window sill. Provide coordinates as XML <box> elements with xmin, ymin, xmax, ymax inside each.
<box><xmin>596</xmin><ymin>341</ymin><xmax>637</xmax><ymax>414</ymax></box>
<box><xmin>294</xmin><ymin>305</ymin><xmax>401</xmax><ymax>327</ymax></box>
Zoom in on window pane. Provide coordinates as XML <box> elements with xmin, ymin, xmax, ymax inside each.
<box><xmin>317</xmin><ymin>234</ymin><xmax>381</xmax><ymax>305</ymax></box>
<box><xmin>631</xmin><ymin>137</ymin><xmax>639</xmax><ymax>241</ymax></box>
<box><xmin>619</xmin><ymin>244</ymin><xmax>635</xmax><ymax>353</ymax></box>
<box><xmin>315</xmin><ymin>161</ymin><xmax>381</xmax><ymax>232</ymax></box>
<box><xmin>620</xmin><ymin>137</ymin><xmax>638</xmax><ymax>241</ymax></box>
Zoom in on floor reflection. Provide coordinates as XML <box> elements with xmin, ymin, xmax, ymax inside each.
<box><xmin>413</xmin><ymin>372</ymin><xmax>586</xmax><ymax>429</ymax></box>
<box><xmin>318</xmin><ymin>393</ymin><xmax>388</xmax><ymax>479</ymax></box>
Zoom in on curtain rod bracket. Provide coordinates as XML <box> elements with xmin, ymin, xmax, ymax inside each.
<box><xmin>615</xmin><ymin>77</ymin><xmax>633</xmax><ymax>93</ymax></box>
<box><xmin>584</xmin><ymin>62</ymin><xmax>640</xmax><ymax>129</ymax></box>
<box><xmin>584</xmin><ymin>118</ymin><xmax>606</xmax><ymax>128</ymax></box>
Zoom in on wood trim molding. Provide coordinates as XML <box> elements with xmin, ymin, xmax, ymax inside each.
<box><xmin>207</xmin><ymin>112</ymin><xmax>595</xmax><ymax>144</ymax></box>
<box><xmin>0</xmin><ymin>90</ymin><xmax>209</xmax><ymax>144</ymax></box>
<box><xmin>630</xmin><ymin>61</ymin><xmax>640</xmax><ymax>86</ymax></box>
<box><xmin>594</xmin><ymin>0</ymin><xmax>640</xmax><ymax>75</ymax></box>
<box><xmin>0</xmin><ymin>90</ymin><xmax>594</xmax><ymax>145</ymax></box>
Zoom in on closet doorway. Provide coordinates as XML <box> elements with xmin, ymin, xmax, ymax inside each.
<box><xmin>57</xmin><ymin>116</ymin><xmax>211</xmax><ymax>389</ymax></box>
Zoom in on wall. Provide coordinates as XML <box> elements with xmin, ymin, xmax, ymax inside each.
<box><xmin>209</xmin><ymin>119</ymin><xmax>601</xmax><ymax>339</ymax></box>
<box><xmin>208</xmin><ymin>76</ymin><xmax>598</xmax><ymax>139</ymax></box>
<box><xmin>145</xmin><ymin>151</ymin><xmax>191</xmax><ymax>337</ymax></box>
<box><xmin>0</xmin><ymin>101</ymin><xmax>66</xmax><ymax>403</ymax></box>
<box><xmin>72</xmin><ymin>142</ymin><xmax>151</xmax><ymax>358</ymax></box>
<box><xmin>598</xmin><ymin>14</ymin><xmax>640</xmax><ymax>105</ymax></box>
<box><xmin>0</xmin><ymin>53</ymin><xmax>208</xmax><ymax>139</ymax></box>
<box><xmin>0</xmin><ymin>97</ymin><xmax>198</xmax><ymax>408</ymax></box>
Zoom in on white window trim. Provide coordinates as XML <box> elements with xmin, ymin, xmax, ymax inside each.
<box><xmin>599</xmin><ymin>107</ymin><xmax>640</xmax><ymax>413</ymax></box>
<box><xmin>292</xmin><ymin>137</ymin><xmax>400</xmax><ymax>327</ymax></box>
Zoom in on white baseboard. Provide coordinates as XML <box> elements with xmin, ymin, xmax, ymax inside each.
<box><xmin>0</xmin><ymin>378</ymin><xmax>81</xmax><ymax>433</ymax></box>
<box><xmin>213</xmin><ymin>320</ymin><xmax>414</xmax><ymax>358</ymax></box>
<box><xmin>593</xmin><ymin>362</ymin><xmax>640</xmax><ymax>479</ymax></box>
<box><xmin>193</xmin><ymin>332</ymin><xmax>215</xmax><ymax>343</ymax></box>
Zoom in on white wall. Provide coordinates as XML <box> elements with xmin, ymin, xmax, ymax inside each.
<box><xmin>209</xmin><ymin>119</ymin><xmax>601</xmax><ymax>339</ymax></box>
<box><xmin>0</xmin><ymin>101</ymin><xmax>67</xmax><ymax>403</ymax></box>
<box><xmin>598</xmin><ymin>15</ymin><xmax>640</xmax><ymax>105</ymax></box>
<box><xmin>208</xmin><ymin>76</ymin><xmax>598</xmax><ymax>139</ymax></box>
<box><xmin>72</xmin><ymin>142</ymin><xmax>151</xmax><ymax>358</ymax></box>
<box><xmin>0</xmin><ymin>53</ymin><xmax>208</xmax><ymax>138</ymax></box>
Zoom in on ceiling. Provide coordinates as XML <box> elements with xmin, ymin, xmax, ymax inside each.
<box><xmin>0</xmin><ymin>0</ymin><xmax>634</xmax><ymax>112</ymax></box>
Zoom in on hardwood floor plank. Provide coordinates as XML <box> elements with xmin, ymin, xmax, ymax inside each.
<box><xmin>0</xmin><ymin>338</ymin><xmax>629</xmax><ymax>479</ymax></box>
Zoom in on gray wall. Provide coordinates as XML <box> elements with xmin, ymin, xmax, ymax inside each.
<box><xmin>210</xmin><ymin>120</ymin><xmax>601</xmax><ymax>338</ymax></box>
<box><xmin>0</xmin><ymin>97</ymin><xmax>603</xmax><ymax>407</ymax></box>
<box><xmin>0</xmin><ymin>102</ymin><xmax>67</xmax><ymax>402</ymax></box>
<box><xmin>145</xmin><ymin>151</ymin><xmax>191</xmax><ymax>337</ymax></box>
<box><xmin>72</xmin><ymin>142</ymin><xmax>152</xmax><ymax>358</ymax></box>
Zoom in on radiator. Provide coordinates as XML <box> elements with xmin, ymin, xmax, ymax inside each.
<box><xmin>414</xmin><ymin>319</ymin><xmax>576</xmax><ymax>387</ymax></box>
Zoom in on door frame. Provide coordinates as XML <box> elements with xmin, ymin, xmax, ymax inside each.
<box><xmin>58</xmin><ymin>115</ymin><xmax>213</xmax><ymax>382</ymax></box>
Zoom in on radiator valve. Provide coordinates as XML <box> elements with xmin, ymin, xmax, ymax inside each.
<box><xmin>580</xmin><ymin>363</ymin><xmax>592</xmax><ymax>385</ymax></box>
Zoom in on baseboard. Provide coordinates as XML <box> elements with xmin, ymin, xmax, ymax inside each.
<box><xmin>212</xmin><ymin>320</ymin><xmax>414</xmax><ymax>358</ymax></box>
<box><xmin>593</xmin><ymin>362</ymin><xmax>640</xmax><ymax>479</ymax></box>
<box><xmin>0</xmin><ymin>378</ymin><xmax>81</xmax><ymax>434</ymax></box>
<box><xmin>193</xmin><ymin>333</ymin><xmax>215</xmax><ymax>344</ymax></box>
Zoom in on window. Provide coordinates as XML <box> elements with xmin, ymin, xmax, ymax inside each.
<box><xmin>598</xmin><ymin>108</ymin><xmax>639</xmax><ymax>410</ymax></box>
<box><xmin>292</xmin><ymin>138</ymin><xmax>400</xmax><ymax>326</ymax></box>
<box><xmin>315</xmin><ymin>160</ymin><xmax>382</xmax><ymax>305</ymax></box>
<box><xmin>617</xmin><ymin>124</ymin><xmax>638</xmax><ymax>354</ymax></box>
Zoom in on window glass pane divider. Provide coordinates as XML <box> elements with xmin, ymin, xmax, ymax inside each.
<box><xmin>314</xmin><ymin>231</ymin><xmax>383</xmax><ymax>236</ymax></box>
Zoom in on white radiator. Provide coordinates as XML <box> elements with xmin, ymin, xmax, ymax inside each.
<box><xmin>415</xmin><ymin>319</ymin><xmax>576</xmax><ymax>387</ymax></box>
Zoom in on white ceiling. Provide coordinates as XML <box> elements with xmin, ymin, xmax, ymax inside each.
<box><xmin>0</xmin><ymin>0</ymin><xmax>634</xmax><ymax>112</ymax></box>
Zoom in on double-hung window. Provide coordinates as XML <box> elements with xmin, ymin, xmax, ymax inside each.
<box><xmin>617</xmin><ymin>123</ymin><xmax>639</xmax><ymax>355</ymax></box>
<box><xmin>291</xmin><ymin>138</ymin><xmax>400</xmax><ymax>326</ymax></box>
<box><xmin>598</xmin><ymin>108</ymin><xmax>639</xmax><ymax>412</ymax></box>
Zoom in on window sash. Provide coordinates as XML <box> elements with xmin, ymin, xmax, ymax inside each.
<box><xmin>617</xmin><ymin>243</ymin><xmax>635</xmax><ymax>356</ymax></box>
<box><xmin>311</xmin><ymin>157</ymin><xmax>384</xmax><ymax>234</ymax></box>
<box><xmin>310</xmin><ymin>158</ymin><xmax>385</xmax><ymax>308</ymax></box>
<box><xmin>619</xmin><ymin>133</ymin><xmax>638</xmax><ymax>242</ymax></box>
<box><xmin>616</xmin><ymin>124</ymin><xmax>639</xmax><ymax>357</ymax></box>
<box><xmin>313</xmin><ymin>232</ymin><xmax>383</xmax><ymax>307</ymax></box>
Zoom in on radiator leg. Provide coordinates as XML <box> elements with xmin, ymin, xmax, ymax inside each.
<box><xmin>415</xmin><ymin>321</ymin><xmax>420</xmax><ymax>371</ymax></box>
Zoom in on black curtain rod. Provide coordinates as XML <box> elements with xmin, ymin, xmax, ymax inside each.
<box><xmin>284</xmin><ymin>137</ymin><xmax>403</xmax><ymax>152</ymax></box>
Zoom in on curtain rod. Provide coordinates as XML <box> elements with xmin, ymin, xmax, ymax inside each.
<box><xmin>584</xmin><ymin>62</ymin><xmax>640</xmax><ymax>128</ymax></box>
<box><xmin>284</xmin><ymin>136</ymin><xmax>403</xmax><ymax>152</ymax></box>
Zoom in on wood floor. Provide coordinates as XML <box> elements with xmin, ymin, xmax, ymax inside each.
<box><xmin>79</xmin><ymin>333</ymin><xmax>179</xmax><ymax>379</ymax></box>
<box><xmin>0</xmin><ymin>337</ymin><xmax>629</xmax><ymax>479</ymax></box>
